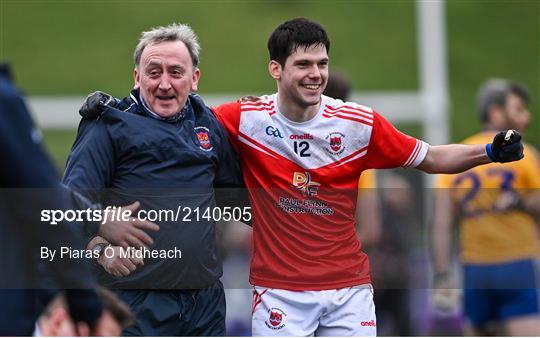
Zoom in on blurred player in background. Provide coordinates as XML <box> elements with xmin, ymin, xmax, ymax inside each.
<box><xmin>431</xmin><ymin>79</ymin><xmax>540</xmax><ymax>336</ymax></box>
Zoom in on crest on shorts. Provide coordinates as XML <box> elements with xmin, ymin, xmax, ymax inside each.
<box><xmin>265</xmin><ymin>307</ymin><xmax>286</xmax><ymax>330</ymax></box>
<box><xmin>325</xmin><ymin>132</ymin><xmax>345</xmax><ymax>155</ymax></box>
<box><xmin>194</xmin><ymin>126</ymin><xmax>213</xmax><ymax>151</ymax></box>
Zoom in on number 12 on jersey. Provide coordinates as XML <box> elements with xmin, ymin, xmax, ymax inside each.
<box><xmin>293</xmin><ymin>141</ymin><xmax>311</xmax><ymax>157</ymax></box>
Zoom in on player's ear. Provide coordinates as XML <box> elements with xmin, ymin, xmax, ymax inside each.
<box><xmin>268</xmin><ymin>60</ymin><xmax>282</xmax><ymax>80</ymax></box>
<box><xmin>191</xmin><ymin>68</ymin><xmax>201</xmax><ymax>92</ymax></box>
<box><xmin>133</xmin><ymin>67</ymin><xmax>140</xmax><ymax>90</ymax></box>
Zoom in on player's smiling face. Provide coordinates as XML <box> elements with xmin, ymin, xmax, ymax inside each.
<box><xmin>272</xmin><ymin>44</ymin><xmax>329</xmax><ymax>109</ymax></box>
<box><xmin>134</xmin><ymin>40</ymin><xmax>200</xmax><ymax>117</ymax></box>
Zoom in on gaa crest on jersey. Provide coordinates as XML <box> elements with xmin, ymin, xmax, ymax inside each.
<box><xmin>265</xmin><ymin>307</ymin><xmax>286</xmax><ymax>330</ymax></box>
<box><xmin>194</xmin><ymin>126</ymin><xmax>213</xmax><ymax>151</ymax></box>
<box><xmin>292</xmin><ymin>171</ymin><xmax>320</xmax><ymax>197</ymax></box>
<box><xmin>325</xmin><ymin>132</ymin><xmax>345</xmax><ymax>155</ymax></box>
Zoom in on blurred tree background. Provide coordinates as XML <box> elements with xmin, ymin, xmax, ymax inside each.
<box><xmin>1</xmin><ymin>0</ymin><xmax>538</xmax><ymax>169</ymax></box>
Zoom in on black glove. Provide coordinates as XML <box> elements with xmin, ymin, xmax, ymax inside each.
<box><xmin>79</xmin><ymin>91</ymin><xmax>118</xmax><ymax>119</ymax></box>
<box><xmin>486</xmin><ymin>129</ymin><xmax>524</xmax><ymax>163</ymax></box>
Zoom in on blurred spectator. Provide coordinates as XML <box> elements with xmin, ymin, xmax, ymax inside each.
<box><xmin>36</xmin><ymin>287</ymin><xmax>134</xmax><ymax>336</ymax></box>
<box><xmin>0</xmin><ymin>63</ymin><xmax>103</xmax><ymax>335</ymax></box>
<box><xmin>367</xmin><ymin>172</ymin><xmax>415</xmax><ymax>336</ymax></box>
<box><xmin>323</xmin><ymin>70</ymin><xmax>352</xmax><ymax>101</ymax></box>
<box><xmin>221</xmin><ymin>220</ymin><xmax>253</xmax><ymax>336</ymax></box>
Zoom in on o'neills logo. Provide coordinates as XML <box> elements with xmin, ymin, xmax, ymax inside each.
<box><xmin>361</xmin><ymin>320</ymin><xmax>376</xmax><ymax>327</ymax></box>
<box><xmin>265</xmin><ymin>308</ymin><xmax>286</xmax><ymax>330</ymax></box>
<box><xmin>290</xmin><ymin>133</ymin><xmax>313</xmax><ymax>140</ymax></box>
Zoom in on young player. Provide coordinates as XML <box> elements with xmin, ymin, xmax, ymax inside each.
<box><xmin>431</xmin><ymin>79</ymin><xmax>540</xmax><ymax>336</ymax></box>
<box><xmin>212</xmin><ymin>19</ymin><xmax>525</xmax><ymax>336</ymax></box>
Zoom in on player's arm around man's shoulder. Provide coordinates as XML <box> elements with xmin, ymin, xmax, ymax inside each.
<box><xmin>417</xmin><ymin>130</ymin><xmax>525</xmax><ymax>174</ymax></box>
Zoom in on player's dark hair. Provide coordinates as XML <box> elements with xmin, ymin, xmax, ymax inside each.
<box><xmin>476</xmin><ymin>79</ymin><xmax>530</xmax><ymax>123</ymax></box>
<box><xmin>268</xmin><ymin>18</ymin><xmax>330</xmax><ymax>66</ymax></box>
<box><xmin>323</xmin><ymin>70</ymin><xmax>351</xmax><ymax>101</ymax></box>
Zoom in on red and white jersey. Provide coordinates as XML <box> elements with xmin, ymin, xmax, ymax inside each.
<box><xmin>213</xmin><ymin>94</ymin><xmax>428</xmax><ymax>290</ymax></box>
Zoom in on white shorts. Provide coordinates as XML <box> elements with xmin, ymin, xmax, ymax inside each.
<box><xmin>251</xmin><ymin>284</ymin><xmax>376</xmax><ymax>336</ymax></box>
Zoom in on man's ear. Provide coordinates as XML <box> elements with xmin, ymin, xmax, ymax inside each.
<box><xmin>191</xmin><ymin>68</ymin><xmax>201</xmax><ymax>92</ymax></box>
<box><xmin>133</xmin><ymin>67</ymin><xmax>140</xmax><ymax>90</ymax></box>
<box><xmin>268</xmin><ymin>60</ymin><xmax>282</xmax><ymax>80</ymax></box>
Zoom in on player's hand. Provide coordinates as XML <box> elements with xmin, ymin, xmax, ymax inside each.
<box><xmin>487</xmin><ymin>129</ymin><xmax>524</xmax><ymax>163</ymax></box>
<box><xmin>99</xmin><ymin>201</ymin><xmax>160</xmax><ymax>249</ymax></box>
<box><xmin>431</xmin><ymin>272</ymin><xmax>461</xmax><ymax>313</ymax></box>
<box><xmin>79</xmin><ymin>91</ymin><xmax>118</xmax><ymax>119</ymax></box>
<box><xmin>97</xmin><ymin>246</ymin><xmax>144</xmax><ymax>277</ymax></box>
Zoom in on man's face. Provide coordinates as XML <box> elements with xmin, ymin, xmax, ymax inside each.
<box><xmin>270</xmin><ymin>44</ymin><xmax>329</xmax><ymax>109</ymax></box>
<box><xmin>134</xmin><ymin>40</ymin><xmax>200</xmax><ymax>117</ymax></box>
<box><xmin>503</xmin><ymin>93</ymin><xmax>530</xmax><ymax>133</ymax></box>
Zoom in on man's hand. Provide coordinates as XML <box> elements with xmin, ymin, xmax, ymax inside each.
<box><xmin>487</xmin><ymin>129</ymin><xmax>524</xmax><ymax>163</ymax></box>
<box><xmin>99</xmin><ymin>201</ymin><xmax>159</xmax><ymax>248</ymax></box>
<box><xmin>97</xmin><ymin>246</ymin><xmax>143</xmax><ymax>277</ymax></box>
<box><xmin>431</xmin><ymin>272</ymin><xmax>461</xmax><ymax>313</ymax></box>
<box><xmin>79</xmin><ymin>91</ymin><xmax>118</xmax><ymax>119</ymax></box>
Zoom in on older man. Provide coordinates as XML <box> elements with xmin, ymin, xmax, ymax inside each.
<box><xmin>63</xmin><ymin>24</ymin><xmax>243</xmax><ymax>336</ymax></box>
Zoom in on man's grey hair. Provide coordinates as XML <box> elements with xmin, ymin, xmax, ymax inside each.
<box><xmin>476</xmin><ymin>78</ymin><xmax>529</xmax><ymax>123</ymax></box>
<box><xmin>134</xmin><ymin>23</ymin><xmax>200</xmax><ymax>69</ymax></box>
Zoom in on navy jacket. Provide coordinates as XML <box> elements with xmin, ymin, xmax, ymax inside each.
<box><xmin>0</xmin><ymin>64</ymin><xmax>101</xmax><ymax>335</ymax></box>
<box><xmin>63</xmin><ymin>89</ymin><xmax>244</xmax><ymax>289</ymax></box>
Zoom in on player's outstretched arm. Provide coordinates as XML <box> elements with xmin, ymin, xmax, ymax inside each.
<box><xmin>417</xmin><ymin>143</ymin><xmax>490</xmax><ymax>174</ymax></box>
<box><xmin>417</xmin><ymin>130</ymin><xmax>524</xmax><ymax>174</ymax></box>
